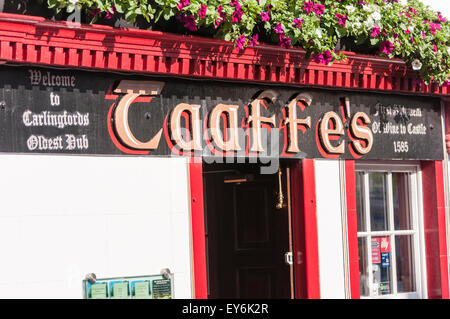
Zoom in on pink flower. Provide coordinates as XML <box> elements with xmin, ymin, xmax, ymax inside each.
<box><xmin>313</xmin><ymin>51</ymin><xmax>333</xmax><ymax>65</ymax></box>
<box><xmin>313</xmin><ymin>4</ymin><xmax>325</xmax><ymax>16</ymax></box>
<box><xmin>274</xmin><ymin>23</ymin><xmax>284</xmax><ymax>34</ymax></box>
<box><xmin>380</xmin><ymin>40</ymin><xmax>394</xmax><ymax>55</ymax></box>
<box><xmin>105</xmin><ymin>6</ymin><xmax>117</xmax><ymax>19</ymax></box>
<box><xmin>249</xmin><ymin>34</ymin><xmax>259</xmax><ymax>47</ymax></box>
<box><xmin>335</xmin><ymin>13</ymin><xmax>348</xmax><ymax>26</ymax></box>
<box><xmin>231</xmin><ymin>1</ymin><xmax>244</xmax><ymax>23</ymax></box>
<box><xmin>215</xmin><ymin>6</ymin><xmax>225</xmax><ymax>28</ymax></box>
<box><xmin>279</xmin><ymin>35</ymin><xmax>291</xmax><ymax>49</ymax></box>
<box><xmin>178</xmin><ymin>14</ymin><xmax>197</xmax><ymax>31</ymax></box>
<box><xmin>433</xmin><ymin>44</ymin><xmax>438</xmax><ymax>52</ymax></box>
<box><xmin>359</xmin><ymin>0</ymin><xmax>366</xmax><ymax>5</ymax></box>
<box><xmin>429</xmin><ymin>22</ymin><xmax>441</xmax><ymax>36</ymax></box>
<box><xmin>235</xmin><ymin>35</ymin><xmax>246</xmax><ymax>51</ymax></box>
<box><xmin>303</xmin><ymin>1</ymin><xmax>314</xmax><ymax>14</ymax></box>
<box><xmin>409</xmin><ymin>7</ymin><xmax>417</xmax><ymax>16</ymax></box>
<box><xmin>293</xmin><ymin>18</ymin><xmax>304</xmax><ymax>29</ymax></box>
<box><xmin>323</xmin><ymin>50</ymin><xmax>333</xmax><ymax>65</ymax></box>
<box><xmin>438</xmin><ymin>14</ymin><xmax>447</xmax><ymax>23</ymax></box>
<box><xmin>198</xmin><ymin>5</ymin><xmax>207</xmax><ymax>19</ymax></box>
<box><xmin>370</xmin><ymin>26</ymin><xmax>381</xmax><ymax>37</ymax></box>
<box><xmin>313</xmin><ymin>53</ymin><xmax>324</xmax><ymax>64</ymax></box>
<box><xmin>177</xmin><ymin>0</ymin><xmax>190</xmax><ymax>11</ymax></box>
<box><xmin>260</xmin><ymin>11</ymin><xmax>270</xmax><ymax>22</ymax></box>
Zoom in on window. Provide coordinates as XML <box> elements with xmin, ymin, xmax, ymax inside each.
<box><xmin>355</xmin><ymin>163</ymin><xmax>425</xmax><ymax>299</ymax></box>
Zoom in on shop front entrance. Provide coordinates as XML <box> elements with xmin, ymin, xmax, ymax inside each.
<box><xmin>203</xmin><ymin>162</ymin><xmax>294</xmax><ymax>299</ymax></box>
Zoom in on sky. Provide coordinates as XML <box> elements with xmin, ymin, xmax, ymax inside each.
<box><xmin>420</xmin><ymin>0</ymin><xmax>450</xmax><ymax>18</ymax></box>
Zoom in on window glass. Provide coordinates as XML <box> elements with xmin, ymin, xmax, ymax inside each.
<box><xmin>369</xmin><ymin>173</ymin><xmax>388</xmax><ymax>231</ymax></box>
<box><xmin>358</xmin><ymin>237</ymin><xmax>369</xmax><ymax>296</ymax></box>
<box><xmin>396</xmin><ymin>235</ymin><xmax>416</xmax><ymax>293</ymax></box>
<box><xmin>355</xmin><ymin>172</ymin><xmax>366</xmax><ymax>232</ymax></box>
<box><xmin>356</xmin><ymin>168</ymin><xmax>420</xmax><ymax>298</ymax></box>
<box><xmin>393</xmin><ymin>173</ymin><xmax>412</xmax><ymax>230</ymax></box>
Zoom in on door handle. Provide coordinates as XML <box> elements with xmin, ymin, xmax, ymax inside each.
<box><xmin>284</xmin><ymin>252</ymin><xmax>293</xmax><ymax>265</ymax></box>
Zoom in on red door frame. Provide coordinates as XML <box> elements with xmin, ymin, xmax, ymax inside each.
<box><xmin>344</xmin><ymin>159</ymin><xmax>450</xmax><ymax>299</ymax></box>
<box><xmin>188</xmin><ymin>158</ymin><xmax>321</xmax><ymax>299</ymax></box>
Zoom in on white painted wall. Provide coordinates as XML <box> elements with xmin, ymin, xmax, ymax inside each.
<box><xmin>0</xmin><ymin>155</ymin><xmax>192</xmax><ymax>299</ymax></box>
<box><xmin>314</xmin><ymin>159</ymin><xmax>347</xmax><ymax>299</ymax></box>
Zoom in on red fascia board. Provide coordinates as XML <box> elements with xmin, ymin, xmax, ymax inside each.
<box><xmin>0</xmin><ymin>12</ymin><xmax>447</xmax><ymax>96</ymax></box>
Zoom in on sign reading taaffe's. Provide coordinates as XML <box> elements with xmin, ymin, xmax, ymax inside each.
<box><xmin>0</xmin><ymin>65</ymin><xmax>443</xmax><ymax>160</ymax></box>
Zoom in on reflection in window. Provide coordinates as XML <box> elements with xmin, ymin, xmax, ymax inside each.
<box><xmin>369</xmin><ymin>173</ymin><xmax>388</xmax><ymax>231</ymax></box>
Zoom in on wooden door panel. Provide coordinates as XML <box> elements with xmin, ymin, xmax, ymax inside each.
<box><xmin>204</xmin><ymin>164</ymin><xmax>291</xmax><ymax>299</ymax></box>
<box><xmin>233</xmin><ymin>183</ymin><xmax>271</xmax><ymax>250</ymax></box>
<box><xmin>237</xmin><ymin>268</ymin><xmax>275</xmax><ymax>298</ymax></box>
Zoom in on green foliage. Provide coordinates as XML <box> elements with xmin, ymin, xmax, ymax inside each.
<box><xmin>49</xmin><ymin>0</ymin><xmax>450</xmax><ymax>86</ymax></box>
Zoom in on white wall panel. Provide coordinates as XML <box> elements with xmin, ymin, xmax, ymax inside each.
<box><xmin>314</xmin><ymin>159</ymin><xmax>346</xmax><ymax>299</ymax></box>
<box><xmin>0</xmin><ymin>155</ymin><xmax>192</xmax><ymax>299</ymax></box>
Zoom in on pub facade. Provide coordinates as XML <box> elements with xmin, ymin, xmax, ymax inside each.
<box><xmin>0</xmin><ymin>10</ymin><xmax>448</xmax><ymax>299</ymax></box>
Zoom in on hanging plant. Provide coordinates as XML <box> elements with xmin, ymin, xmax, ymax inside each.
<box><xmin>47</xmin><ymin>0</ymin><xmax>450</xmax><ymax>86</ymax></box>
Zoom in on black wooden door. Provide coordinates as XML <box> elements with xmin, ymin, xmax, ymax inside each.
<box><xmin>204</xmin><ymin>164</ymin><xmax>291</xmax><ymax>299</ymax></box>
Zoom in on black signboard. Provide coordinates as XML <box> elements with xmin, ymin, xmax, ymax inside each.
<box><xmin>0</xmin><ymin>64</ymin><xmax>443</xmax><ymax>161</ymax></box>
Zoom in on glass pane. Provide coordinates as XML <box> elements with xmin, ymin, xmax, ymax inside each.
<box><xmin>358</xmin><ymin>237</ymin><xmax>369</xmax><ymax>296</ymax></box>
<box><xmin>369</xmin><ymin>173</ymin><xmax>389</xmax><ymax>231</ymax></box>
<box><xmin>355</xmin><ymin>172</ymin><xmax>366</xmax><ymax>232</ymax></box>
<box><xmin>372</xmin><ymin>236</ymin><xmax>392</xmax><ymax>296</ymax></box>
<box><xmin>396</xmin><ymin>235</ymin><xmax>416</xmax><ymax>293</ymax></box>
<box><xmin>393</xmin><ymin>173</ymin><xmax>412</xmax><ymax>230</ymax></box>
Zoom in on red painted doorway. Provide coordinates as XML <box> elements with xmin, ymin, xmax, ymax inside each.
<box><xmin>202</xmin><ymin>161</ymin><xmax>300</xmax><ymax>299</ymax></box>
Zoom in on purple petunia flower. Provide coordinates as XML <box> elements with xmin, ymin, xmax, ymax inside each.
<box><xmin>279</xmin><ymin>35</ymin><xmax>291</xmax><ymax>48</ymax></box>
<box><xmin>303</xmin><ymin>1</ymin><xmax>314</xmax><ymax>14</ymax></box>
<box><xmin>249</xmin><ymin>34</ymin><xmax>259</xmax><ymax>47</ymax></box>
<box><xmin>313</xmin><ymin>4</ymin><xmax>325</xmax><ymax>16</ymax></box>
<box><xmin>370</xmin><ymin>26</ymin><xmax>381</xmax><ymax>37</ymax></box>
<box><xmin>380</xmin><ymin>40</ymin><xmax>394</xmax><ymax>55</ymax></box>
<box><xmin>323</xmin><ymin>50</ymin><xmax>333</xmax><ymax>65</ymax></box>
<box><xmin>215</xmin><ymin>6</ymin><xmax>226</xmax><ymax>28</ymax></box>
<box><xmin>231</xmin><ymin>1</ymin><xmax>244</xmax><ymax>23</ymax></box>
<box><xmin>105</xmin><ymin>6</ymin><xmax>117</xmax><ymax>19</ymax></box>
<box><xmin>260</xmin><ymin>11</ymin><xmax>270</xmax><ymax>22</ymax></box>
<box><xmin>198</xmin><ymin>4</ymin><xmax>207</xmax><ymax>19</ymax></box>
<box><xmin>178</xmin><ymin>14</ymin><xmax>197</xmax><ymax>31</ymax></box>
<box><xmin>293</xmin><ymin>18</ymin><xmax>304</xmax><ymax>29</ymax></box>
<box><xmin>429</xmin><ymin>22</ymin><xmax>441</xmax><ymax>36</ymax></box>
<box><xmin>313</xmin><ymin>51</ymin><xmax>333</xmax><ymax>65</ymax></box>
<box><xmin>335</xmin><ymin>13</ymin><xmax>348</xmax><ymax>26</ymax></box>
<box><xmin>274</xmin><ymin>23</ymin><xmax>284</xmax><ymax>34</ymax></box>
<box><xmin>313</xmin><ymin>53</ymin><xmax>324</xmax><ymax>64</ymax></box>
<box><xmin>235</xmin><ymin>34</ymin><xmax>246</xmax><ymax>51</ymax></box>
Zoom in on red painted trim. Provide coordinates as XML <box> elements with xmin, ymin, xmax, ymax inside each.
<box><xmin>291</xmin><ymin>160</ymin><xmax>320</xmax><ymax>299</ymax></box>
<box><xmin>421</xmin><ymin>161</ymin><xmax>450</xmax><ymax>299</ymax></box>
<box><xmin>188</xmin><ymin>158</ymin><xmax>208</xmax><ymax>299</ymax></box>
<box><xmin>344</xmin><ymin>160</ymin><xmax>361</xmax><ymax>299</ymax></box>
<box><xmin>0</xmin><ymin>12</ymin><xmax>447</xmax><ymax>97</ymax></box>
<box><xmin>301</xmin><ymin>159</ymin><xmax>321</xmax><ymax>299</ymax></box>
